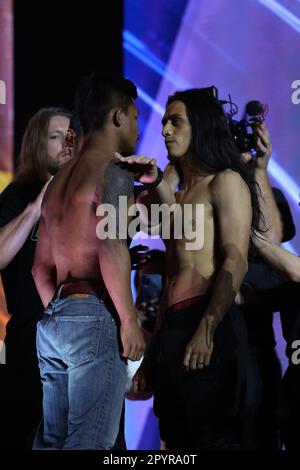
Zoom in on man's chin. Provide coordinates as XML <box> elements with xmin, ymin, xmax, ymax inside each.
<box><xmin>48</xmin><ymin>156</ymin><xmax>72</xmax><ymax>175</ymax></box>
<box><xmin>122</xmin><ymin>147</ymin><xmax>136</xmax><ymax>157</ymax></box>
<box><xmin>167</xmin><ymin>153</ymin><xmax>180</xmax><ymax>161</ymax></box>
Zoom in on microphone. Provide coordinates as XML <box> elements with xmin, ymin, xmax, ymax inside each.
<box><xmin>246</xmin><ymin>100</ymin><xmax>268</xmax><ymax>119</ymax></box>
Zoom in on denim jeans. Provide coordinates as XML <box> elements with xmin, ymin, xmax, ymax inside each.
<box><xmin>33</xmin><ymin>293</ymin><xmax>127</xmax><ymax>450</ymax></box>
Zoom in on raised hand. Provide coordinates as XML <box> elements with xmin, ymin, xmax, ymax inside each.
<box><xmin>30</xmin><ymin>178</ymin><xmax>53</xmax><ymax>221</ymax></box>
<box><xmin>253</xmin><ymin>122</ymin><xmax>272</xmax><ymax>169</ymax></box>
<box><xmin>114</xmin><ymin>152</ymin><xmax>158</xmax><ymax>184</ymax></box>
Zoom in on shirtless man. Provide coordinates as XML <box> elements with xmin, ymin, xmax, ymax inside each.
<box><xmin>32</xmin><ymin>75</ymin><xmax>145</xmax><ymax>450</ymax></box>
<box><xmin>116</xmin><ymin>88</ymin><xmax>262</xmax><ymax>449</ymax></box>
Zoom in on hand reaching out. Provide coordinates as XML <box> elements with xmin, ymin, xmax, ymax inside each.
<box><xmin>114</xmin><ymin>152</ymin><xmax>158</xmax><ymax>184</ymax></box>
<box><xmin>30</xmin><ymin>178</ymin><xmax>53</xmax><ymax>221</ymax></box>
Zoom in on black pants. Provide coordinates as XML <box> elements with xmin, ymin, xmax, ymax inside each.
<box><xmin>241</xmin><ymin>346</ymin><xmax>281</xmax><ymax>449</ymax></box>
<box><xmin>154</xmin><ymin>297</ymin><xmax>247</xmax><ymax>450</ymax></box>
<box><xmin>0</xmin><ymin>323</ymin><xmax>42</xmax><ymax>450</ymax></box>
<box><xmin>279</xmin><ymin>311</ymin><xmax>300</xmax><ymax>449</ymax></box>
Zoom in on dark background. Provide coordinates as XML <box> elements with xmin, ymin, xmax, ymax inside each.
<box><xmin>14</xmin><ymin>0</ymin><xmax>123</xmax><ymax>161</ymax></box>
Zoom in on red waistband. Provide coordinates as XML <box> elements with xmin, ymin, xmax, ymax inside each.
<box><xmin>169</xmin><ymin>295</ymin><xmax>205</xmax><ymax>313</ymax></box>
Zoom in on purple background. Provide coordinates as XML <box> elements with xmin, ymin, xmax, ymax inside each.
<box><xmin>124</xmin><ymin>0</ymin><xmax>300</xmax><ymax>449</ymax></box>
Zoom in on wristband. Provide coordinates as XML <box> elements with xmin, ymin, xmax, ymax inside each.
<box><xmin>142</xmin><ymin>166</ymin><xmax>163</xmax><ymax>190</ymax></box>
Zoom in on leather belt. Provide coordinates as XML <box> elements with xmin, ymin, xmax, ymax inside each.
<box><xmin>54</xmin><ymin>281</ymin><xmax>104</xmax><ymax>300</ymax></box>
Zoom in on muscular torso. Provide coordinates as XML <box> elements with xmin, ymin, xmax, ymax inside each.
<box><xmin>165</xmin><ymin>174</ymin><xmax>221</xmax><ymax>306</ymax></box>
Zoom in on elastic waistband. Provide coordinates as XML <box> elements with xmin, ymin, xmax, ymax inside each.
<box><xmin>53</xmin><ymin>281</ymin><xmax>105</xmax><ymax>301</ymax></box>
<box><xmin>167</xmin><ymin>295</ymin><xmax>208</xmax><ymax>315</ymax></box>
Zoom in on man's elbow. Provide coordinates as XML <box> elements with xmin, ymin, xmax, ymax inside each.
<box><xmin>289</xmin><ymin>267</ymin><xmax>300</xmax><ymax>283</ymax></box>
<box><xmin>231</xmin><ymin>255</ymin><xmax>248</xmax><ymax>278</ymax></box>
<box><xmin>238</xmin><ymin>257</ymin><xmax>248</xmax><ymax>279</ymax></box>
<box><xmin>223</xmin><ymin>253</ymin><xmax>248</xmax><ymax>284</ymax></box>
<box><xmin>0</xmin><ymin>255</ymin><xmax>9</xmax><ymax>270</ymax></box>
<box><xmin>268</xmin><ymin>221</ymin><xmax>284</xmax><ymax>245</ymax></box>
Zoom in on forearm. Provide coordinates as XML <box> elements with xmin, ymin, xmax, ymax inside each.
<box><xmin>151</xmin><ymin>178</ymin><xmax>176</xmax><ymax>205</ymax></box>
<box><xmin>255</xmin><ymin>169</ymin><xmax>283</xmax><ymax>243</ymax></box>
<box><xmin>202</xmin><ymin>256</ymin><xmax>248</xmax><ymax>331</ymax></box>
<box><xmin>99</xmin><ymin>240</ymin><xmax>137</xmax><ymax>325</ymax></box>
<box><xmin>0</xmin><ymin>203</ymin><xmax>39</xmax><ymax>269</ymax></box>
<box><xmin>32</xmin><ymin>268</ymin><xmax>56</xmax><ymax>307</ymax></box>
<box><xmin>137</xmin><ymin>179</ymin><xmax>176</xmax><ymax>228</ymax></box>
<box><xmin>137</xmin><ymin>178</ymin><xmax>177</xmax><ymax>234</ymax></box>
<box><xmin>163</xmin><ymin>163</ymin><xmax>181</xmax><ymax>193</ymax></box>
<box><xmin>253</xmin><ymin>236</ymin><xmax>300</xmax><ymax>282</ymax></box>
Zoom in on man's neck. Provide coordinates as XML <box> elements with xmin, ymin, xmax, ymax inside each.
<box><xmin>83</xmin><ymin>130</ymin><xmax>119</xmax><ymax>160</ymax></box>
<box><xmin>178</xmin><ymin>154</ymin><xmax>212</xmax><ymax>188</ymax></box>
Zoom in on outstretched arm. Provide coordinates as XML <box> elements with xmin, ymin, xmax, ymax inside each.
<box><xmin>114</xmin><ymin>153</ymin><xmax>176</xmax><ymax>230</ymax></box>
<box><xmin>253</xmin><ymin>234</ymin><xmax>300</xmax><ymax>282</ymax></box>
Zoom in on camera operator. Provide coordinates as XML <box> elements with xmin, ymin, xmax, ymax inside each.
<box><xmin>238</xmin><ymin>120</ymin><xmax>297</xmax><ymax>449</ymax></box>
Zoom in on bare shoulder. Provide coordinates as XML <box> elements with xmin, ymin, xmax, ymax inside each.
<box><xmin>210</xmin><ymin>169</ymin><xmax>250</xmax><ymax>200</ymax></box>
<box><xmin>211</xmin><ymin>168</ymin><xmax>245</xmax><ymax>187</ymax></box>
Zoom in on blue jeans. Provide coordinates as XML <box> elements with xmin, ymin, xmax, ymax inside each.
<box><xmin>33</xmin><ymin>293</ymin><xmax>127</xmax><ymax>450</ymax></box>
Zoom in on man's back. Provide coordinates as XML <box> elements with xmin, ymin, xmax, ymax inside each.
<box><xmin>42</xmin><ymin>152</ymin><xmax>112</xmax><ymax>288</ymax></box>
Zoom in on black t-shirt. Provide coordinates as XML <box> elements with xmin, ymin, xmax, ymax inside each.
<box><xmin>0</xmin><ymin>181</ymin><xmax>46</xmax><ymax>332</ymax></box>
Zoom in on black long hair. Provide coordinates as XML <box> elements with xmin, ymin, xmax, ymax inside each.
<box><xmin>167</xmin><ymin>89</ymin><xmax>263</xmax><ymax>235</ymax></box>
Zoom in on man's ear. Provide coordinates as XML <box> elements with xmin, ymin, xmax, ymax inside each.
<box><xmin>64</xmin><ymin>128</ymin><xmax>76</xmax><ymax>150</ymax></box>
<box><xmin>112</xmin><ymin>108</ymin><xmax>124</xmax><ymax>127</ymax></box>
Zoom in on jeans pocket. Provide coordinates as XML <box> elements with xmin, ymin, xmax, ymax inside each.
<box><xmin>57</xmin><ymin>316</ymin><xmax>104</xmax><ymax>366</ymax></box>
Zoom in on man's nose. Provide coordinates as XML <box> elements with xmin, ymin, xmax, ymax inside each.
<box><xmin>162</xmin><ymin>123</ymin><xmax>171</xmax><ymax>137</ymax></box>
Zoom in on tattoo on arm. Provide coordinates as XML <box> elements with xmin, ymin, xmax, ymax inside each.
<box><xmin>103</xmin><ymin>161</ymin><xmax>134</xmax><ymax>204</ymax></box>
<box><xmin>102</xmin><ymin>161</ymin><xmax>134</xmax><ymax>240</ymax></box>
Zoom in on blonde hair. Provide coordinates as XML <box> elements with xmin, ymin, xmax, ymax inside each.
<box><xmin>15</xmin><ymin>107</ymin><xmax>71</xmax><ymax>182</ymax></box>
